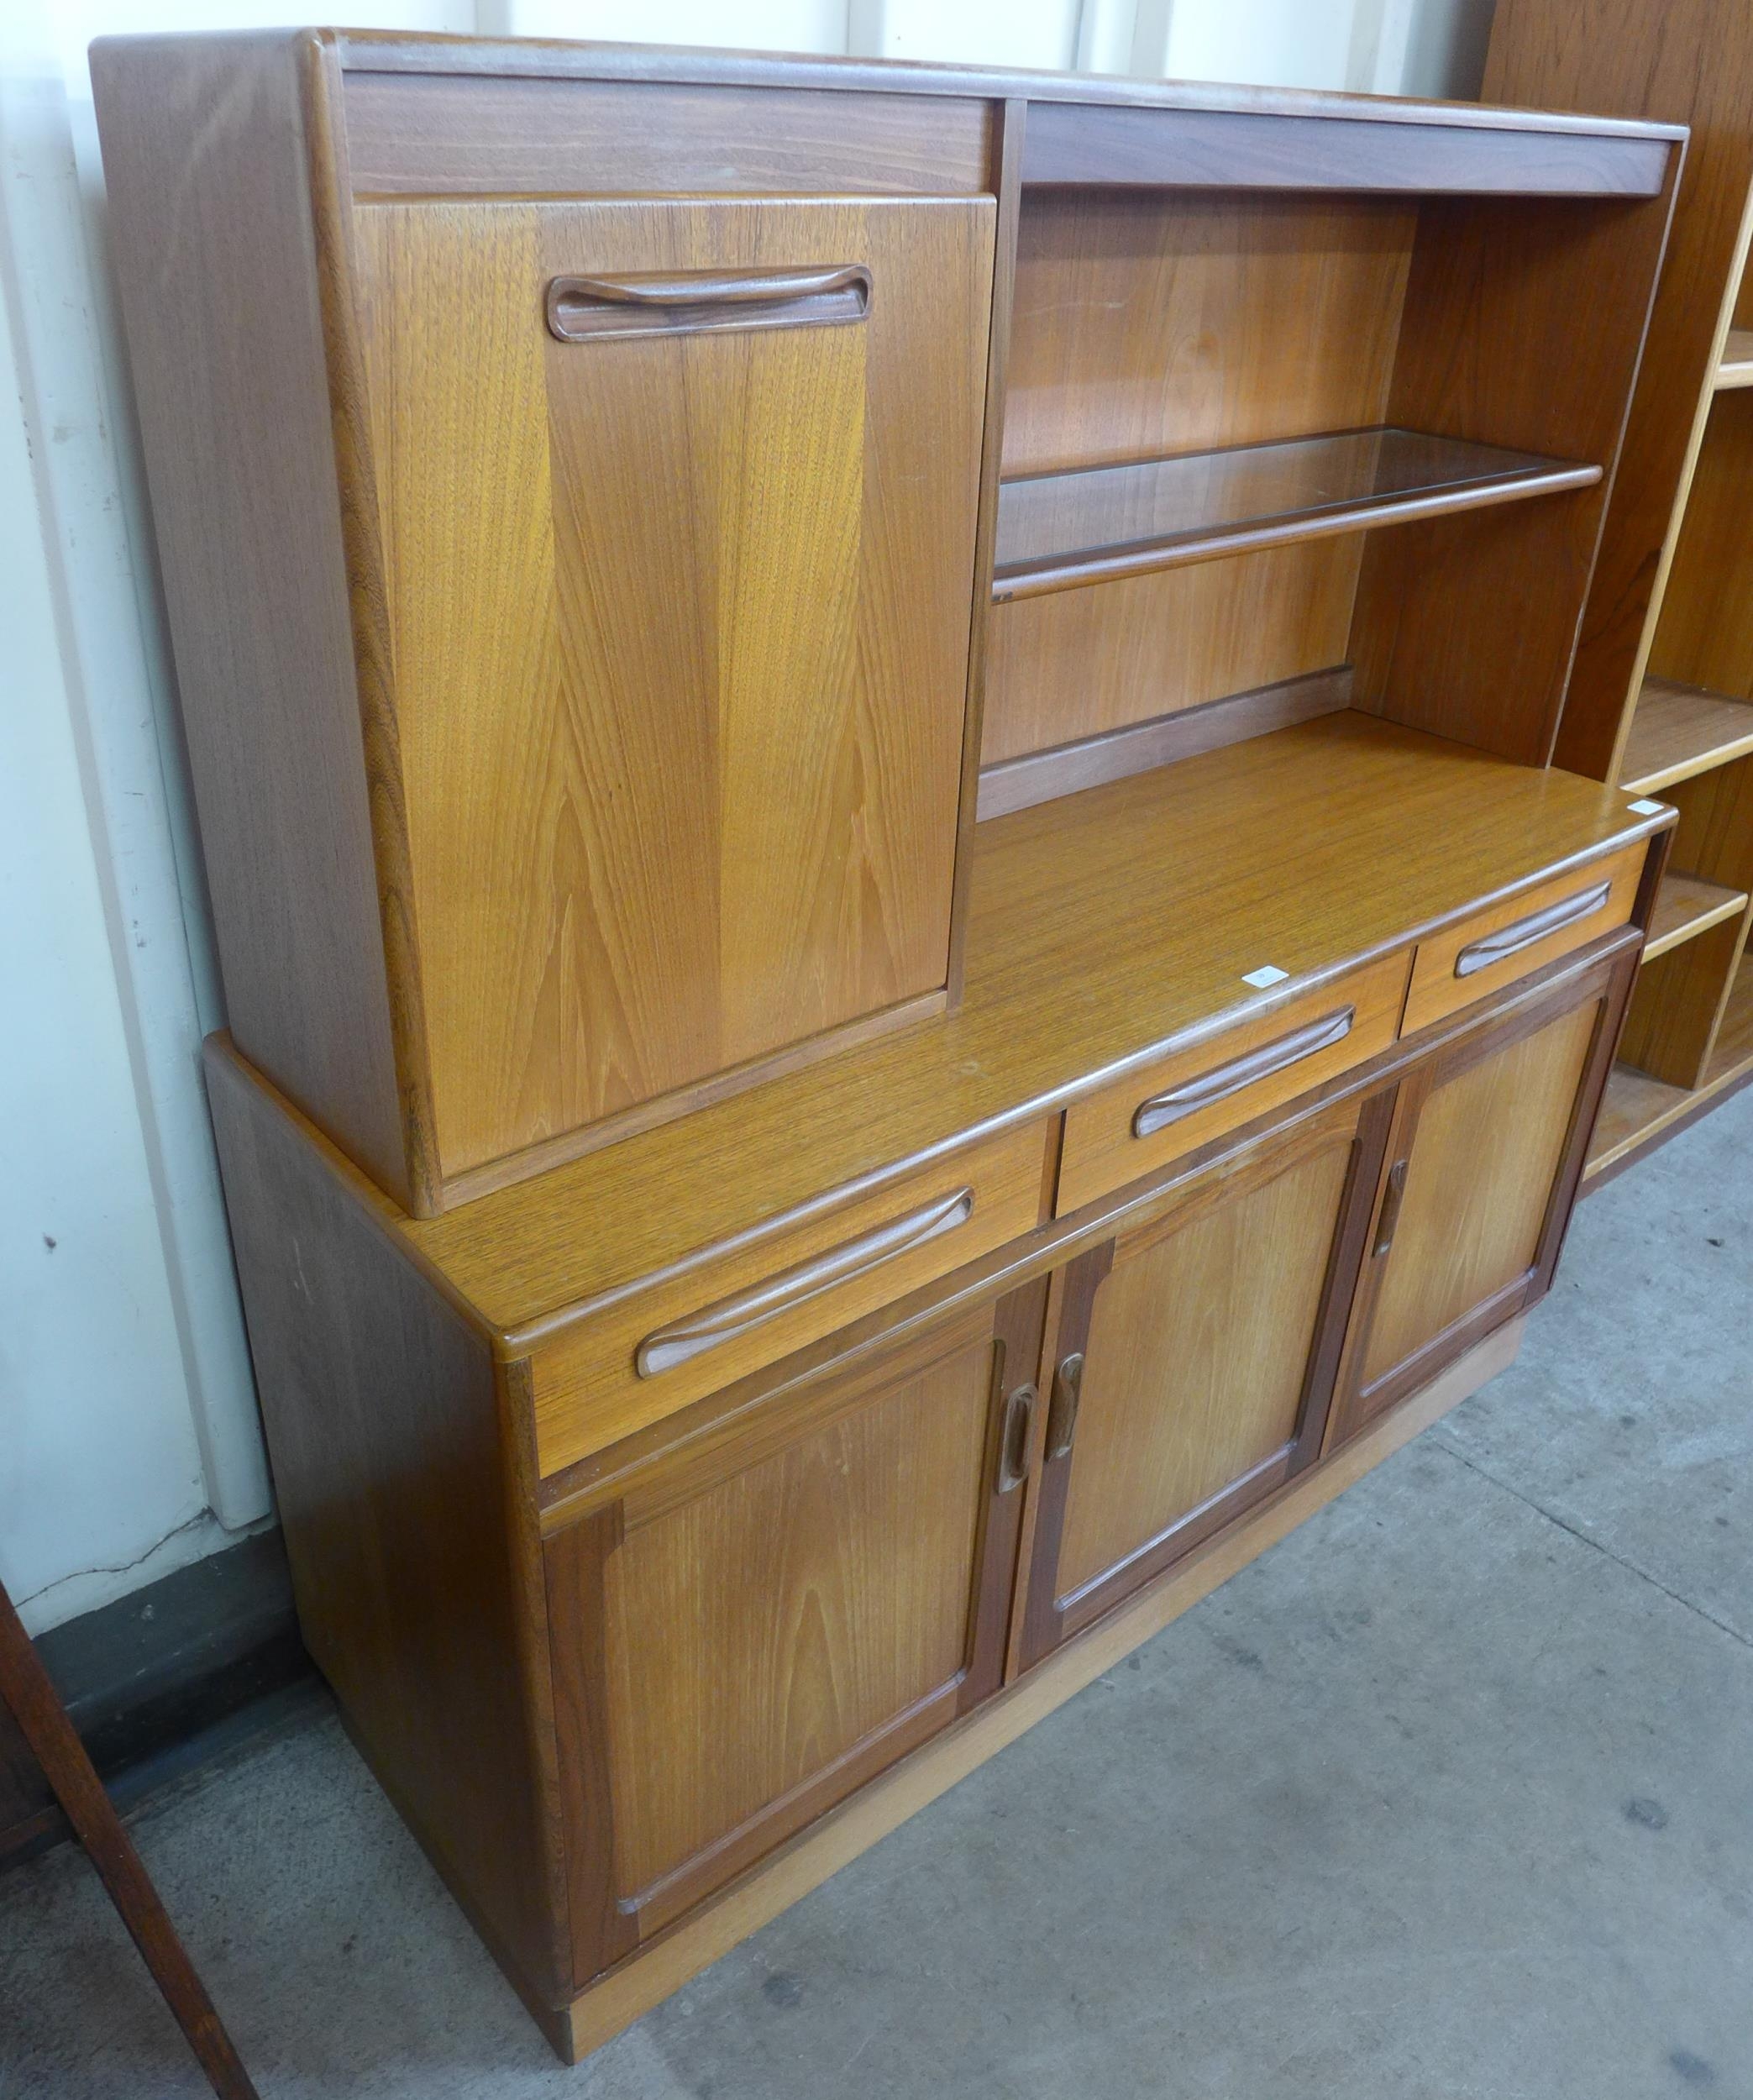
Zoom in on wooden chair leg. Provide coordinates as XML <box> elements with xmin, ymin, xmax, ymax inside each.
<box><xmin>0</xmin><ymin>1578</ymin><xmax>260</xmax><ymax>2100</ymax></box>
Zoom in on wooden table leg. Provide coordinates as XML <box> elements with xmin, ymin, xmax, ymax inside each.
<box><xmin>0</xmin><ymin>1577</ymin><xmax>260</xmax><ymax>2100</ymax></box>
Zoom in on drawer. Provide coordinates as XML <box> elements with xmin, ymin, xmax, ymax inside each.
<box><xmin>529</xmin><ymin>1116</ymin><xmax>1052</xmax><ymax>1477</ymax></box>
<box><xmin>1401</xmin><ymin>843</ymin><xmax>1645</xmax><ymax>1037</ymax></box>
<box><xmin>1056</xmin><ymin>950</ymin><xmax>1411</xmax><ymax>1216</ymax></box>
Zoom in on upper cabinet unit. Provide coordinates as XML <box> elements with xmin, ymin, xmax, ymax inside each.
<box><xmin>92</xmin><ymin>35</ymin><xmax>1682</xmax><ymax>1218</ymax></box>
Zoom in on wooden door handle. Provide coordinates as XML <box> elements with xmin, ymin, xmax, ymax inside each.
<box><xmin>1132</xmin><ymin>1005</ymin><xmax>1355</xmax><ymax>1139</ymax></box>
<box><xmin>546</xmin><ymin>265</ymin><xmax>872</xmax><ymax>344</ymax></box>
<box><xmin>1372</xmin><ymin>1158</ymin><xmax>1409</xmax><ymax>1258</ymax></box>
<box><xmin>996</xmin><ymin>1383</ymin><xmax>1037</xmax><ymax>1494</ymax></box>
<box><xmin>635</xmin><ymin>1185</ymin><xmax>974</xmax><ymax>1378</ymax></box>
<box><xmin>1044</xmin><ymin>1351</ymin><xmax>1085</xmax><ymax>1461</ymax></box>
<box><xmin>1453</xmin><ymin>879</ymin><xmax>1611</xmax><ymax>979</ymax></box>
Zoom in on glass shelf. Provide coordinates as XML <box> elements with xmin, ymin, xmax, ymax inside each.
<box><xmin>992</xmin><ymin>425</ymin><xmax>1601</xmax><ymax>601</ymax></box>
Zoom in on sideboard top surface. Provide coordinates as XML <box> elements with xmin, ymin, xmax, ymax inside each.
<box><xmin>257</xmin><ymin>711</ymin><xmax>1666</xmax><ymax>1338</ymax></box>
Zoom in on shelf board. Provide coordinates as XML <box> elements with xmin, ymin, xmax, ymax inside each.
<box><xmin>1585</xmin><ymin>954</ymin><xmax>1753</xmax><ymax>1182</ymax></box>
<box><xmin>1641</xmin><ymin>872</ymin><xmax>1750</xmax><ymax>961</ymax></box>
<box><xmin>1716</xmin><ymin>327</ymin><xmax>1753</xmax><ymax>391</ymax></box>
<box><xmin>990</xmin><ymin>427</ymin><xmax>1601</xmax><ymax>601</ymax></box>
<box><xmin>1619</xmin><ymin>677</ymin><xmax>1753</xmax><ymax>794</ymax></box>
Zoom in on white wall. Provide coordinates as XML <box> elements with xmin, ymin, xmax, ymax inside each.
<box><xmin>0</xmin><ymin>0</ymin><xmax>1492</xmax><ymax>1635</ymax></box>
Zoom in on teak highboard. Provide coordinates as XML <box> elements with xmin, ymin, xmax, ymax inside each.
<box><xmin>1487</xmin><ymin>0</ymin><xmax>1753</xmax><ymax>1184</ymax></box>
<box><xmin>92</xmin><ymin>31</ymin><xmax>1683</xmax><ymax>2061</ymax></box>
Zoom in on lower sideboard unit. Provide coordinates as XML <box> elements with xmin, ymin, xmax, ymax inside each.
<box><xmin>204</xmin><ymin>720</ymin><xmax>1661</xmax><ymax>2061</ymax></box>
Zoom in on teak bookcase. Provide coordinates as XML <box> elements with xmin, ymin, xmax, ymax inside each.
<box><xmin>92</xmin><ymin>31</ymin><xmax>1682</xmax><ymax>2061</ymax></box>
<box><xmin>1488</xmin><ymin>0</ymin><xmax>1753</xmax><ymax>1184</ymax></box>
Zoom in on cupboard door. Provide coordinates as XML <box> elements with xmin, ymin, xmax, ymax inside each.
<box><xmin>1019</xmin><ymin>1091</ymin><xmax>1392</xmax><ymax>1669</ymax></box>
<box><xmin>545</xmin><ymin>1278</ymin><xmax>1045</xmax><ymax>1986</ymax></box>
<box><xmin>1327</xmin><ymin>943</ymin><xmax>1637</xmax><ymax>1446</ymax></box>
<box><xmin>352</xmin><ymin>194</ymin><xmax>995</xmax><ymax>1182</ymax></box>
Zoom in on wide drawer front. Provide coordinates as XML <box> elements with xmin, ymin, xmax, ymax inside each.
<box><xmin>529</xmin><ymin>1116</ymin><xmax>1052</xmax><ymax>1477</ymax></box>
<box><xmin>1401</xmin><ymin>843</ymin><xmax>1645</xmax><ymax>1037</ymax></box>
<box><xmin>1056</xmin><ymin>949</ymin><xmax>1411</xmax><ymax>1216</ymax></box>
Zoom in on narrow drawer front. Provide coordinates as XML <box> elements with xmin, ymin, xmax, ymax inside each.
<box><xmin>1056</xmin><ymin>951</ymin><xmax>1410</xmax><ymax>1217</ymax></box>
<box><xmin>1402</xmin><ymin>843</ymin><xmax>1645</xmax><ymax>1037</ymax></box>
<box><xmin>530</xmin><ymin>1117</ymin><xmax>1052</xmax><ymax>1477</ymax></box>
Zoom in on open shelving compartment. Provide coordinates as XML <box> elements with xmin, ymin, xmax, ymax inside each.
<box><xmin>972</xmin><ymin>113</ymin><xmax>1679</xmax><ymax>842</ymax></box>
<box><xmin>1584</xmin><ymin>253</ymin><xmax>1753</xmax><ymax>1182</ymax></box>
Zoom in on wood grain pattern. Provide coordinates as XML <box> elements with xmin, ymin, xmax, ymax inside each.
<box><xmin>1585</xmin><ymin>949</ymin><xmax>1753</xmax><ymax>1179</ymax></box>
<box><xmin>1020</xmin><ymin>97</ymin><xmax>1670</xmax><ymax>196</ymax></box>
<box><xmin>1487</xmin><ymin>1</ymin><xmax>1753</xmax><ymax>785</ymax></box>
<box><xmin>980</xmin><ymin>544</ymin><xmax>1359</xmax><ymax>766</ymax></box>
<box><xmin>1351</xmin><ymin>175</ymin><xmax>1679</xmax><ymax>766</ymax></box>
<box><xmin>543</xmin><ymin>1282</ymin><xmax>1042</xmax><ymax>1969</ymax></box>
<box><xmin>1002</xmin><ymin>192</ymin><xmax>1413</xmax><ymax>478</ymax></box>
<box><xmin>88</xmin><ymin>33</ymin><xmax>412</xmax><ymax>1205</ymax></box>
<box><xmin>1662</xmin><ymin>753</ymin><xmax>1753</xmax><ymax>895</ymax></box>
<box><xmin>352</xmin><ymin>194</ymin><xmax>993</xmax><ymax>1182</ymax></box>
<box><xmin>976</xmin><ymin>666</ymin><xmax>1354</xmax><ymax>820</ymax></box>
<box><xmin>389</xmin><ymin>715</ymin><xmax>1667</xmax><ymax>1341</ymax></box>
<box><xmin>1054</xmin><ymin>1115</ymin><xmax>1358</xmax><ymax>1599</ymax></box>
<box><xmin>1400</xmin><ymin>841</ymin><xmax>1644</xmax><ymax>1034</ymax></box>
<box><xmin>527</xmin><ymin>1116</ymin><xmax>1050</xmax><ymax>1478</ymax></box>
<box><xmin>1057</xmin><ymin>948</ymin><xmax>1409</xmax><ymax>1216</ymax></box>
<box><xmin>201</xmin><ymin>1042</ymin><xmax>571</xmax><ymax>2008</ymax></box>
<box><xmin>343</xmin><ymin>72</ymin><xmax>995</xmax><ymax>197</ymax></box>
<box><xmin>552</xmin><ymin>1310</ymin><xmax>1527</xmax><ymax>2064</ymax></box>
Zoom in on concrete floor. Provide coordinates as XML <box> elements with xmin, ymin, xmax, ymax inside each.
<box><xmin>4</xmin><ymin>1087</ymin><xmax>1750</xmax><ymax>2100</ymax></box>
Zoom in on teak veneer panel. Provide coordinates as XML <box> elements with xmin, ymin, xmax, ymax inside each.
<box><xmin>1644</xmin><ymin>873</ymin><xmax>1750</xmax><ymax>959</ymax></box>
<box><xmin>979</xmin><ymin>541</ymin><xmax>1360</xmax><ymax>766</ymax></box>
<box><xmin>352</xmin><ymin>193</ymin><xmax>994</xmax><ymax>1184</ymax></box>
<box><xmin>1620</xmin><ymin>679</ymin><xmax>1753</xmax><ymax>793</ymax></box>
<box><xmin>375</xmin><ymin>716</ymin><xmax>1666</xmax><ymax>1344</ymax></box>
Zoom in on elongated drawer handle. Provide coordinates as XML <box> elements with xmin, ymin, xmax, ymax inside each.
<box><xmin>1453</xmin><ymin>879</ymin><xmax>1612</xmax><ymax>979</ymax></box>
<box><xmin>1372</xmin><ymin>1158</ymin><xmax>1409</xmax><ymax>1259</ymax></box>
<box><xmin>636</xmin><ymin>1185</ymin><xmax>974</xmax><ymax>1379</ymax></box>
<box><xmin>1131</xmin><ymin>1005</ymin><xmax>1356</xmax><ymax>1141</ymax></box>
<box><xmin>546</xmin><ymin>265</ymin><xmax>872</xmax><ymax>344</ymax></box>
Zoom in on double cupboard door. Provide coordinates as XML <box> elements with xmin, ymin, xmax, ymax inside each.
<box><xmin>1017</xmin><ymin>937</ymin><xmax>1637</xmax><ymax>1668</ymax></box>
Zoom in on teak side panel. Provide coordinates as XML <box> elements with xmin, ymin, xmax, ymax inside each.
<box><xmin>979</xmin><ymin>541</ymin><xmax>1361</xmax><ymax>767</ymax></box>
<box><xmin>1649</xmin><ymin>391</ymin><xmax>1753</xmax><ymax>701</ymax></box>
<box><xmin>89</xmin><ymin>33</ymin><xmax>412</xmax><ymax>1206</ymax></box>
<box><xmin>1486</xmin><ymin>0</ymin><xmax>1753</xmax><ymax>783</ymax></box>
<box><xmin>1352</xmin><ymin>178</ymin><xmax>1679</xmax><ymax>764</ymax></box>
<box><xmin>200</xmin><ymin>1042</ymin><xmax>569</xmax><ymax>2009</ymax></box>
<box><xmin>352</xmin><ymin>195</ymin><xmax>994</xmax><ymax>1182</ymax></box>
<box><xmin>1000</xmin><ymin>192</ymin><xmax>1414</xmax><ymax>477</ymax></box>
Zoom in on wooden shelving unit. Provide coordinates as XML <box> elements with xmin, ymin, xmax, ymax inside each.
<box><xmin>1489</xmin><ymin>3</ymin><xmax>1753</xmax><ymax>1186</ymax></box>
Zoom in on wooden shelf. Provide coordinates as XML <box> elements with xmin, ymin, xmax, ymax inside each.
<box><xmin>990</xmin><ymin>427</ymin><xmax>1601</xmax><ymax>601</ymax></box>
<box><xmin>1717</xmin><ymin>327</ymin><xmax>1753</xmax><ymax>391</ymax></box>
<box><xmin>1642</xmin><ymin>872</ymin><xmax>1750</xmax><ymax>959</ymax></box>
<box><xmin>1586</xmin><ymin>953</ymin><xmax>1753</xmax><ymax>1179</ymax></box>
<box><xmin>1619</xmin><ymin>676</ymin><xmax>1753</xmax><ymax>793</ymax></box>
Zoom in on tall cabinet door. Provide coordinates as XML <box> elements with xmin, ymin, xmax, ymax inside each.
<box><xmin>1019</xmin><ymin>1090</ymin><xmax>1393</xmax><ymax>1670</ymax></box>
<box><xmin>352</xmin><ymin>194</ymin><xmax>995</xmax><ymax>1183</ymax></box>
<box><xmin>545</xmin><ymin>1277</ymin><xmax>1045</xmax><ymax>1989</ymax></box>
<box><xmin>1326</xmin><ymin>942</ymin><xmax>1637</xmax><ymax>1448</ymax></box>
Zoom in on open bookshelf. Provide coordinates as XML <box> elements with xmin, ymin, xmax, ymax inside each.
<box><xmin>1489</xmin><ymin>3</ymin><xmax>1753</xmax><ymax>1185</ymax></box>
